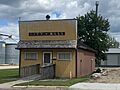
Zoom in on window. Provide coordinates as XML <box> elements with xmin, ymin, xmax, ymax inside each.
<box><xmin>24</xmin><ymin>52</ymin><xmax>38</xmax><ymax>60</ymax></box>
<box><xmin>57</xmin><ymin>52</ymin><xmax>72</xmax><ymax>60</ymax></box>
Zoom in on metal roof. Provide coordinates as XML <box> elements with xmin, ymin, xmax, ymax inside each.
<box><xmin>16</xmin><ymin>40</ymin><xmax>77</xmax><ymax>49</ymax></box>
<box><xmin>106</xmin><ymin>48</ymin><xmax>120</xmax><ymax>53</ymax></box>
<box><xmin>16</xmin><ymin>40</ymin><xmax>96</xmax><ymax>53</ymax></box>
<box><xmin>77</xmin><ymin>41</ymin><xmax>96</xmax><ymax>52</ymax></box>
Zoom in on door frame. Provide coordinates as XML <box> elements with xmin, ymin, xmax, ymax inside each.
<box><xmin>43</xmin><ymin>52</ymin><xmax>52</xmax><ymax>65</ymax></box>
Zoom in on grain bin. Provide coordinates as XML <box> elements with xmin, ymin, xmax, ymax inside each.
<box><xmin>0</xmin><ymin>41</ymin><xmax>5</xmax><ymax>64</ymax></box>
<box><xmin>5</xmin><ymin>43</ymin><xmax>19</xmax><ymax>65</ymax></box>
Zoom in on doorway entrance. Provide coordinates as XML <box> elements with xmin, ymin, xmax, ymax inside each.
<box><xmin>43</xmin><ymin>52</ymin><xmax>52</xmax><ymax>65</ymax></box>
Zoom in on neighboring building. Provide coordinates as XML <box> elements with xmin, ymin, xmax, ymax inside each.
<box><xmin>101</xmin><ymin>48</ymin><xmax>120</xmax><ymax>67</ymax></box>
<box><xmin>17</xmin><ymin>19</ymin><xmax>96</xmax><ymax>78</ymax></box>
<box><xmin>5</xmin><ymin>43</ymin><xmax>19</xmax><ymax>65</ymax></box>
<box><xmin>0</xmin><ymin>41</ymin><xmax>19</xmax><ymax>65</ymax></box>
<box><xmin>0</xmin><ymin>41</ymin><xmax>5</xmax><ymax>64</ymax></box>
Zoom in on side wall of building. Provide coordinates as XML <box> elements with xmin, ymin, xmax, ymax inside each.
<box><xmin>0</xmin><ymin>42</ymin><xmax>5</xmax><ymax>64</ymax></box>
<box><xmin>0</xmin><ymin>43</ymin><xmax>19</xmax><ymax>65</ymax></box>
<box><xmin>101</xmin><ymin>53</ymin><xmax>120</xmax><ymax>66</ymax></box>
<box><xmin>5</xmin><ymin>44</ymin><xmax>19</xmax><ymax>65</ymax></box>
<box><xmin>77</xmin><ymin>49</ymin><xmax>95</xmax><ymax>77</ymax></box>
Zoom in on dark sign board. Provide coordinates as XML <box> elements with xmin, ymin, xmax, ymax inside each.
<box><xmin>29</xmin><ymin>32</ymin><xmax>65</xmax><ymax>36</ymax></box>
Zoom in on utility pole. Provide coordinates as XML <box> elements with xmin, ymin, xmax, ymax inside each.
<box><xmin>95</xmin><ymin>1</ymin><xmax>99</xmax><ymax>31</ymax></box>
<box><xmin>18</xmin><ymin>17</ymin><xmax>21</xmax><ymax>21</ymax></box>
<box><xmin>95</xmin><ymin>1</ymin><xmax>100</xmax><ymax>66</ymax></box>
<box><xmin>95</xmin><ymin>1</ymin><xmax>99</xmax><ymax>17</ymax></box>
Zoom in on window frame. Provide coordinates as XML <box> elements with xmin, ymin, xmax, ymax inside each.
<box><xmin>57</xmin><ymin>52</ymin><xmax>72</xmax><ymax>60</ymax></box>
<box><xmin>24</xmin><ymin>52</ymin><xmax>38</xmax><ymax>60</ymax></box>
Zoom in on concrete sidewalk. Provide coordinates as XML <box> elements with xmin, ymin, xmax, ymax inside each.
<box><xmin>0</xmin><ymin>65</ymin><xmax>19</xmax><ymax>69</ymax></box>
<box><xmin>0</xmin><ymin>80</ymin><xmax>31</xmax><ymax>88</ymax></box>
<box><xmin>0</xmin><ymin>74</ymin><xmax>41</xmax><ymax>89</ymax></box>
<box><xmin>69</xmin><ymin>83</ymin><xmax>120</xmax><ymax>90</ymax></box>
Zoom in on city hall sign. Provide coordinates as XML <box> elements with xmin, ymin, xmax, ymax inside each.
<box><xmin>29</xmin><ymin>32</ymin><xmax>65</xmax><ymax>36</ymax></box>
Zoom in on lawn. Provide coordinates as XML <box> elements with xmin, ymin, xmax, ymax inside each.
<box><xmin>15</xmin><ymin>75</ymin><xmax>90</xmax><ymax>86</ymax></box>
<box><xmin>0</xmin><ymin>69</ymin><xmax>19</xmax><ymax>84</ymax></box>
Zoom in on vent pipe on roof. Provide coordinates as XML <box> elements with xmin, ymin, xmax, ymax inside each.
<box><xmin>46</xmin><ymin>15</ymin><xmax>50</xmax><ymax>20</ymax></box>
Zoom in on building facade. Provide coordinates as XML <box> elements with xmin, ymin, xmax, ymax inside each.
<box><xmin>17</xmin><ymin>19</ymin><xmax>96</xmax><ymax>78</ymax></box>
<box><xmin>101</xmin><ymin>48</ymin><xmax>120</xmax><ymax>67</ymax></box>
<box><xmin>0</xmin><ymin>41</ymin><xmax>19</xmax><ymax>65</ymax></box>
<box><xmin>0</xmin><ymin>41</ymin><xmax>5</xmax><ymax>64</ymax></box>
<box><xmin>5</xmin><ymin>43</ymin><xmax>19</xmax><ymax>65</ymax></box>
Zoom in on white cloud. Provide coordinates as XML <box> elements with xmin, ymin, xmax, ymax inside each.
<box><xmin>0</xmin><ymin>0</ymin><xmax>95</xmax><ymax>20</ymax></box>
<box><xmin>0</xmin><ymin>23</ymin><xmax>19</xmax><ymax>43</ymax></box>
<box><xmin>0</xmin><ymin>0</ymin><xmax>119</xmax><ymax>42</ymax></box>
<box><xmin>108</xmin><ymin>32</ymin><xmax>120</xmax><ymax>42</ymax></box>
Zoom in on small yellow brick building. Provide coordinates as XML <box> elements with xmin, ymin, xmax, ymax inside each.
<box><xmin>17</xmin><ymin>19</ymin><xmax>95</xmax><ymax>79</ymax></box>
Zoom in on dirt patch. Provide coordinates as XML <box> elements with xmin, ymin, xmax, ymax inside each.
<box><xmin>88</xmin><ymin>68</ymin><xmax>120</xmax><ymax>83</ymax></box>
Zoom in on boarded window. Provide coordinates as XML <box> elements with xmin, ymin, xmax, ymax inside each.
<box><xmin>57</xmin><ymin>52</ymin><xmax>72</xmax><ymax>60</ymax></box>
<box><xmin>24</xmin><ymin>52</ymin><xmax>38</xmax><ymax>60</ymax></box>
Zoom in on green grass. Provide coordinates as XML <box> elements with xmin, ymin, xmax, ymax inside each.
<box><xmin>0</xmin><ymin>69</ymin><xmax>19</xmax><ymax>84</ymax></box>
<box><xmin>15</xmin><ymin>75</ymin><xmax>90</xmax><ymax>86</ymax></box>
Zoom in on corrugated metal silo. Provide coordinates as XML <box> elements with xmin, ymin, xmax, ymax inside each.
<box><xmin>5</xmin><ymin>43</ymin><xmax>19</xmax><ymax>65</ymax></box>
<box><xmin>0</xmin><ymin>41</ymin><xmax>5</xmax><ymax>64</ymax></box>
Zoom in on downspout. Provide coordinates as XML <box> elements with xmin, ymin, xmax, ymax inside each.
<box><xmin>75</xmin><ymin>19</ymin><xmax>78</xmax><ymax>78</ymax></box>
<box><xmin>19</xmin><ymin>50</ymin><xmax>21</xmax><ymax>77</ymax></box>
<box><xmin>75</xmin><ymin>48</ymin><xmax>77</xmax><ymax>78</ymax></box>
<box><xmin>18</xmin><ymin>18</ymin><xmax>21</xmax><ymax>77</ymax></box>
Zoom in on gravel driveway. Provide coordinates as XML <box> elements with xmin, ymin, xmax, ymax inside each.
<box><xmin>88</xmin><ymin>68</ymin><xmax>120</xmax><ymax>83</ymax></box>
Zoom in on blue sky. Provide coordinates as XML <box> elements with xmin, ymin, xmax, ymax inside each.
<box><xmin>0</xmin><ymin>0</ymin><xmax>119</xmax><ymax>43</ymax></box>
<box><xmin>0</xmin><ymin>19</ymin><xmax>9</xmax><ymax>26</ymax></box>
<box><xmin>52</xmin><ymin>11</ymin><xmax>61</xmax><ymax>18</ymax></box>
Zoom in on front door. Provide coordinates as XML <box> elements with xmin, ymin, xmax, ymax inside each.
<box><xmin>43</xmin><ymin>52</ymin><xmax>52</xmax><ymax>65</ymax></box>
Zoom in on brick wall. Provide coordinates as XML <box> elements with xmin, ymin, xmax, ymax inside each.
<box><xmin>77</xmin><ymin>49</ymin><xmax>95</xmax><ymax>77</ymax></box>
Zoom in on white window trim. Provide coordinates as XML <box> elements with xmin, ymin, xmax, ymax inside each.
<box><xmin>24</xmin><ymin>52</ymin><xmax>38</xmax><ymax>60</ymax></box>
<box><xmin>57</xmin><ymin>52</ymin><xmax>72</xmax><ymax>60</ymax></box>
<box><xmin>43</xmin><ymin>52</ymin><xmax>52</xmax><ymax>64</ymax></box>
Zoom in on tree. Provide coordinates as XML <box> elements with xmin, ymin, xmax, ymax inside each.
<box><xmin>76</xmin><ymin>10</ymin><xmax>110</xmax><ymax>66</ymax></box>
<box><xmin>107</xmin><ymin>36</ymin><xmax>119</xmax><ymax>48</ymax></box>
